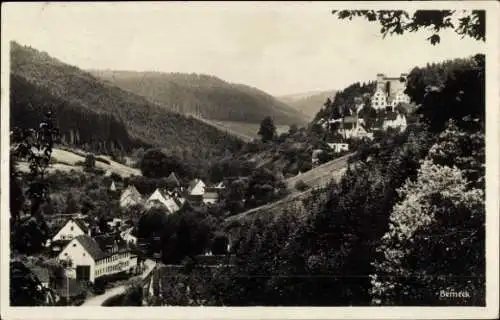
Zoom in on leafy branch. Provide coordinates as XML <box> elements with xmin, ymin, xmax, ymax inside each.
<box><xmin>332</xmin><ymin>10</ymin><xmax>485</xmax><ymax>45</ymax></box>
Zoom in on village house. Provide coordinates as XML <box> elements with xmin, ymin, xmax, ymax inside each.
<box><xmin>327</xmin><ymin>143</ymin><xmax>349</xmax><ymax>153</ymax></box>
<box><xmin>186</xmin><ymin>178</ymin><xmax>206</xmax><ymax>196</ymax></box>
<box><xmin>202</xmin><ymin>182</ymin><xmax>226</xmax><ymax>205</ymax></box>
<box><xmin>120</xmin><ymin>185</ymin><xmax>143</xmax><ymax>208</ymax></box>
<box><xmin>337</xmin><ymin>115</ymin><xmax>371</xmax><ymax>140</ymax></box>
<box><xmin>165</xmin><ymin>172</ymin><xmax>182</xmax><ymax>191</ymax></box>
<box><xmin>109</xmin><ymin>181</ymin><xmax>117</xmax><ymax>192</ymax></box>
<box><xmin>382</xmin><ymin>110</ymin><xmax>408</xmax><ymax>132</ymax></box>
<box><xmin>145</xmin><ymin>188</ymin><xmax>183</xmax><ymax>214</ymax></box>
<box><xmin>51</xmin><ymin>218</ymin><xmax>91</xmax><ymax>242</ymax></box>
<box><xmin>57</xmin><ymin>234</ymin><xmax>137</xmax><ymax>283</ymax></box>
<box><xmin>121</xmin><ymin>227</ymin><xmax>137</xmax><ymax>245</ymax></box>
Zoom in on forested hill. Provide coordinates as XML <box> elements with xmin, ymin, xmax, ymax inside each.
<box><xmin>10</xmin><ymin>41</ymin><xmax>244</xmax><ymax>160</ymax></box>
<box><xmin>88</xmin><ymin>70</ymin><xmax>308</xmax><ymax>126</ymax></box>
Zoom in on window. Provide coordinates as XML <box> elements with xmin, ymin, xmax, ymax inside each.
<box><xmin>70</xmin><ymin>226</ymin><xmax>74</xmax><ymax>231</ymax></box>
<box><xmin>83</xmin><ymin>253</ymin><xmax>86</xmax><ymax>256</ymax></box>
<box><xmin>73</xmin><ymin>243</ymin><xmax>76</xmax><ymax>247</ymax></box>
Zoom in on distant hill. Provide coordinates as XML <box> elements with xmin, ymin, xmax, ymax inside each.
<box><xmin>278</xmin><ymin>90</ymin><xmax>337</xmax><ymax>120</ymax></box>
<box><xmin>10</xmin><ymin>41</ymin><xmax>244</xmax><ymax>174</ymax></box>
<box><xmin>88</xmin><ymin>69</ymin><xmax>308</xmax><ymax>126</ymax></box>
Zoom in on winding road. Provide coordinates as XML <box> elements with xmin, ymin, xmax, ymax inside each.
<box><xmin>81</xmin><ymin>259</ymin><xmax>156</xmax><ymax>306</ymax></box>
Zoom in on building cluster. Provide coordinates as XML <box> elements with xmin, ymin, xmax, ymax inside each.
<box><xmin>119</xmin><ymin>172</ymin><xmax>226</xmax><ymax>214</ymax></box>
<box><xmin>21</xmin><ymin>213</ymin><xmax>140</xmax><ymax>305</ymax></box>
<box><xmin>318</xmin><ymin>73</ymin><xmax>413</xmax><ymax>141</ymax></box>
<box><xmin>312</xmin><ymin>73</ymin><xmax>416</xmax><ymax>167</ymax></box>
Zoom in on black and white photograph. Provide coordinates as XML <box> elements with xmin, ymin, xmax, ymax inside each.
<box><xmin>1</xmin><ymin>1</ymin><xmax>499</xmax><ymax>319</ymax></box>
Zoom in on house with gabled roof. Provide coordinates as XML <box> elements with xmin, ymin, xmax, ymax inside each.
<box><xmin>52</xmin><ymin>218</ymin><xmax>91</xmax><ymax>242</ymax></box>
<box><xmin>165</xmin><ymin>172</ymin><xmax>181</xmax><ymax>190</ymax></box>
<box><xmin>110</xmin><ymin>181</ymin><xmax>117</xmax><ymax>192</ymax></box>
<box><xmin>145</xmin><ymin>188</ymin><xmax>181</xmax><ymax>214</ymax></box>
<box><xmin>187</xmin><ymin>179</ymin><xmax>206</xmax><ymax>196</ymax></box>
<box><xmin>58</xmin><ymin>234</ymin><xmax>136</xmax><ymax>283</ymax></box>
<box><xmin>120</xmin><ymin>185</ymin><xmax>143</xmax><ymax>208</ymax></box>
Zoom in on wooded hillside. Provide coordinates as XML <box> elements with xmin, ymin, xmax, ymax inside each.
<box><xmin>89</xmin><ymin>69</ymin><xmax>308</xmax><ymax>126</ymax></box>
<box><xmin>10</xmin><ymin>42</ymin><xmax>244</xmax><ymax>163</ymax></box>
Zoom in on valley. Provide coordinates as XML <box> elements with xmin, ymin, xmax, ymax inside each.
<box><xmin>7</xmin><ymin>5</ymin><xmax>487</xmax><ymax>309</ymax></box>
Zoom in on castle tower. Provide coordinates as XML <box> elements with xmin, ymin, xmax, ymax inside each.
<box><xmin>376</xmin><ymin>73</ymin><xmax>386</xmax><ymax>91</ymax></box>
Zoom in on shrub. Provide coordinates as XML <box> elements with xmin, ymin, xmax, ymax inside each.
<box><xmin>295</xmin><ymin>180</ymin><xmax>309</xmax><ymax>191</ymax></box>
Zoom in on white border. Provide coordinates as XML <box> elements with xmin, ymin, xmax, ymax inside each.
<box><xmin>1</xmin><ymin>1</ymin><xmax>499</xmax><ymax>319</ymax></box>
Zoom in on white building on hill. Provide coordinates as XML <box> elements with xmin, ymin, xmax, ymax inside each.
<box><xmin>327</xmin><ymin>143</ymin><xmax>349</xmax><ymax>153</ymax></box>
<box><xmin>371</xmin><ymin>73</ymin><xmax>411</xmax><ymax>110</ymax></box>
<box><xmin>383</xmin><ymin>112</ymin><xmax>408</xmax><ymax>132</ymax></box>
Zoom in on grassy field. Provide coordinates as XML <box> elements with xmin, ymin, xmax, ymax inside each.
<box><xmin>285</xmin><ymin>153</ymin><xmax>351</xmax><ymax>190</ymax></box>
<box><xmin>224</xmin><ymin>153</ymin><xmax>354</xmax><ymax>226</ymax></box>
<box><xmin>17</xmin><ymin>148</ymin><xmax>141</xmax><ymax>178</ymax></box>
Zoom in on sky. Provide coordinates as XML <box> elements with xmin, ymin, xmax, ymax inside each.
<box><xmin>3</xmin><ymin>2</ymin><xmax>487</xmax><ymax>96</ymax></box>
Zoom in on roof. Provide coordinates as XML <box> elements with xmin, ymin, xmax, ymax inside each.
<box><xmin>165</xmin><ymin>172</ymin><xmax>181</xmax><ymax>188</ymax></box>
<box><xmin>72</xmin><ymin>219</ymin><xmax>89</xmax><ymax>235</ymax></box>
<box><xmin>120</xmin><ymin>185</ymin><xmax>143</xmax><ymax>205</ymax></box>
<box><xmin>187</xmin><ymin>179</ymin><xmax>205</xmax><ymax>193</ymax></box>
<box><xmin>122</xmin><ymin>185</ymin><xmax>141</xmax><ymax>197</ymax></box>
<box><xmin>51</xmin><ymin>239</ymin><xmax>70</xmax><ymax>248</ymax></box>
<box><xmin>30</xmin><ymin>266</ymin><xmax>50</xmax><ymax>283</ymax></box>
<box><xmin>74</xmin><ymin>235</ymin><xmax>105</xmax><ymax>261</ymax></box>
<box><xmin>214</xmin><ymin>182</ymin><xmax>225</xmax><ymax>189</ymax></box>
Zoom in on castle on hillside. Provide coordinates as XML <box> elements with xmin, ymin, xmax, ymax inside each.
<box><xmin>371</xmin><ymin>73</ymin><xmax>411</xmax><ymax>110</ymax></box>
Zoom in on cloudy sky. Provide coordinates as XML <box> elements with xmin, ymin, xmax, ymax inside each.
<box><xmin>3</xmin><ymin>2</ymin><xmax>487</xmax><ymax>96</ymax></box>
